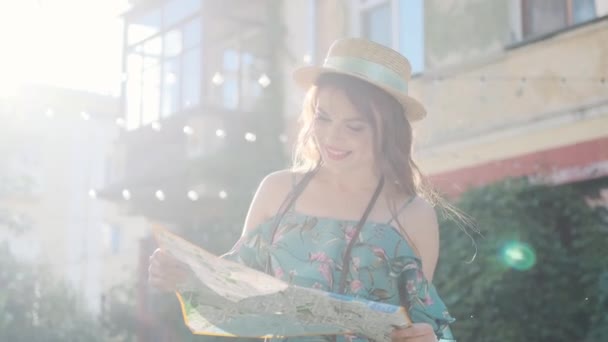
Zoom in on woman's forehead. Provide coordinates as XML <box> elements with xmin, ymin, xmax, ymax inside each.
<box><xmin>316</xmin><ymin>86</ymin><xmax>362</xmax><ymax>118</ymax></box>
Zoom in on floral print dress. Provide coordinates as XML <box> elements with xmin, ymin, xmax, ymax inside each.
<box><xmin>222</xmin><ymin>206</ymin><xmax>457</xmax><ymax>342</ymax></box>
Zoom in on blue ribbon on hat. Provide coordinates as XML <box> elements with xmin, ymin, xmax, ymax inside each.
<box><xmin>323</xmin><ymin>56</ymin><xmax>409</xmax><ymax>94</ymax></box>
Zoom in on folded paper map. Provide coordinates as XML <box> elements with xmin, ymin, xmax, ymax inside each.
<box><xmin>152</xmin><ymin>225</ymin><xmax>412</xmax><ymax>342</ymax></box>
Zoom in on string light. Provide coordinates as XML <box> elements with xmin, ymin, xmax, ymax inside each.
<box><xmin>115</xmin><ymin>117</ymin><xmax>125</xmax><ymax>128</ymax></box>
<box><xmin>155</xmin><ymin>190</ymin><xmax>165</xmax><ymax>201</ymax></box>
<box><xmin>258</xmin><ymin>74</ymin><xmax>271</xmax><ymax>88</ymax></box>
<box><xmin>219</xmin><ymin>190</ymin><xmax>227</xmax><ymax>199</ymax></box>
<box><xmin>151</xmin><ymin>121</ymin><xmax>162</xmax><ymax>131</ymax></box>
<box><xmin>88</xmin><ymin>189</ymin><xmax>97</xmax><ymax>199</ymax></box>
<box><xmin>45</xmin><ymin>108</ymin><xmax>54</xmax><ymax>118</ymax></box>
<box><xmin>212</xmin><ymin>72</ymin><xmax>224</xmax><ymax>85</ymax></box>
<box><xmin>244</xmin><ymin>132</ymin><xmax>257</xmax><ymax>142</ymax></box>
<box><xmin>81</xmin><ymin>111</ymin><xmax>90</xmax><ymax>121</ymax></box>
<box><xmin>187</xmin><ymin>190</ymin><xmax>199</xmax><ymax>201</ymax></box>
<box><xmin>215</xmin><ymin>129</ymin><xmax>226</xmax><ymax>138</ymax></box>
<box><xmin>122</xmin><ymin>189</ymin><xmax>131</xmax><ymax>200</ymax></box>
<box><xmin>183</xmin><ymin>126</ymin><xmax>194</xmax><ymax>135</ymax></box>
<box><xmin>303</xmin><ymin>54</ymin><xmax>312</xmax><ymax>64</ymax></box>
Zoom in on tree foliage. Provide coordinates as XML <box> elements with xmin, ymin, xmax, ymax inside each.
<box><xmin>435</xmin><ymin>178</ymin><xmax>608</xmax><ymax>341</ymax></box>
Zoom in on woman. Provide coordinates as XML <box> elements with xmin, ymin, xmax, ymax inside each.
<box><xmin>149</xmin><ymin>38</ymin><xmax>457</xmax><ymax>342</ymax></box>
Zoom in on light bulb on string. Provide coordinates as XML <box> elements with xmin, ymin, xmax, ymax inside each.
<box><xmin>219</xmin><ymin>190</ymin><xmax>227</xmax><ymax>199</ymax></box>
<box><xmin>303</xmin><ymin>54</ymin><xmax>312</xmax><ymax>64</ymax></box>
<box><xmin>151</xmin><ymin>121</ymin><xmax>162</xmax><ymax>132</ymax></box>
<box><xmin>212</xmin><ymin>72</ymin><xmax>224</xmax><ymax>85</ymax></box>
<box><xmin>88</xmin><ymin>189</ymin><xmax>97</xmax><ymax>199</ymax></box>
<box><xmin>187</xmin><ymin>190</ymin><xmax>199</xmax><ymax>201</ymax></box>
<box><xmin>183</xmin><ymin>126</ymin><xmax>194</xmax><ymax>135</ymax></box>
<box><xmin>81</xmin><ymin>111</ymin><xmax>90</xmax><ymax>121</ymax></box>
<box><xmin>258</xmin><ymin>74</ymin><xmax>271</xmax><ymax>88</ymax></box>
<box><xmin>45</xmin><ymin>108</ymin><xmax>54</xmax><ymax>118</ymax></box>
<box><xmin>244</xmin><ymin>132</ymin><xmax>257</xmax><ymax>142</ymax></box>
<box><xmin>116</xmin><ymin>117</ymin><xmax>126</xmax><ymax>128</ymax></box>
<box><xmin>155</xmin><ymin>190</ymin><xmax>165</xmax><ymax>201</ymax></box>
<box><xmin>216</xmin><ymin>129</ymin><xmax>226</xmax><ymax>138</ymax></box>
<box><xmin>122</xmin><ymin>189</ymin><xmax>131</xmax><ymax>200</ymax></box>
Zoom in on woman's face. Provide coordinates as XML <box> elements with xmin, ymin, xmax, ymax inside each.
<box><xmin>312</xmin><ymin>86</ymin><xmax>377</xmax><ymax>174</ymax></box>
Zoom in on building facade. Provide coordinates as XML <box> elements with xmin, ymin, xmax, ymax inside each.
<box><xmin>283</xmin><ymin>0</ymin><xmax>608</xmax><ymax>196</ymax></box>
<box><xmin>0</xmin><ymin>84</ymin><xmax>147</xmax><ymax>314</ymax></box>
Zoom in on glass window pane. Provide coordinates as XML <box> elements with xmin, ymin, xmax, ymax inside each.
<box><xmin>183</xmin><ymin>18</ymin><xmax>201</xmax><ymax>49</ymax></box>
<box><xmin>162</xmin><ymin>58</ymin><xmax>180</xmax><ymax>118</ymax></box>
<box><xmin>523</xmin><ymin>0</ymin><xmax>568</xmax><ymax>38</ymax></box>
<box><xmin>398</xmin><ymin>0</ymin><xmax>424</xmax><ymax>73</ymax></box>
<box><xmin>142</xmin><ymin>64</ymin><xmax>161</xmax><ymax>125</ymax></box>
<box><xmin>240</xmin><ymin>52</ymin><xmax>262</xmax><ymax>108</ymax></box>
<box><xmin>223</xmin><ymin>49</ymin><xmax>240</xmax><ymax>71</ymax></box>
<box><xmin>223</xmin><ymin>78</ymin><xmax>239</xmax><ymax>110</ymax></box>
<box><xmin>182</xmin><ymin>48</ymin><xmax>201</xmax><ymax>109</ymax></box>
<box><xmin>143</xmin><ymin>36</ymin><xmax>162</xmax><ymax>68</ymax></box>
<box><xmin>163</xmin><ymin>0</ymin><xmax>201</xmax><ymax>28</ymax></box>
<box><xmin>164</xmin><ymin>29</ymin><xmax>182</xmax><ymax>57</ymax></box>
<box><xmin>128</xmin><ymin>8</ymin><xmax>161</xmax><ymax>45</ymax></box>
<box><xmin>126</xmin><ymin>52</ymin><xmax>143</xmax><ymax>130</ymax></box>
<box><xmin>362</xmin><ymin>3</ymin><xmax>392</xmax><ymax>47</ymax></box>
<box><xmin>573</xmin><ymin>0</ymin><xmax>596</xmax><ymax>24</ymax></box>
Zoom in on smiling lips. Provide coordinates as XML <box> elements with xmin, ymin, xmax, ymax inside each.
<box><xmin>324</xmin><ymin>145</ymin><xmax>351</xmax><ymax>160</ymax></box>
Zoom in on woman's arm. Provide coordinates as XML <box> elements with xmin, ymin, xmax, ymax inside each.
<box><xmin>395</xmin><ymin>197</ymin><xmax>440</xmax><ymax>283</ymax></box>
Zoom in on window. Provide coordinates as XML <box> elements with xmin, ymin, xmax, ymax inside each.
<box><xmin>522</xmin><ymin>0</ymin><xmax>598</xmax><ymax>39</ymax></box>
<box><xmin>207</xmin><ymin>48</ymin><xmax>265</xmax><ymax>110</ymax></box>
<box><xmin>353</xmin><ymin>0</ymin><xmax>425</xmax><ymax>74</ymax></box>
<box><xmin>124</xmin><ymin>1</ymin><xmax>202</xmax><ymax>130</ymax></box>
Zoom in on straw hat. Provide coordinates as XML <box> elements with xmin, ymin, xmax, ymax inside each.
<box><xmin>293</xmin><ymin>38</ymin><xmax>426</xmax><ymax>121</ymax></box>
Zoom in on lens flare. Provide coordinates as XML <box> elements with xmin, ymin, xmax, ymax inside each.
<box><xmin>500</xmin><ymin>241</ymin><xmax>536</xmax><ymax>271</ymax></box>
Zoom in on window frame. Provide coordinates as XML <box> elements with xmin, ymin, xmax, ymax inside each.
<box><xmin>350</xmin><ymin>0</ymin><xmax>425</xmax><ymax>74</ymax></box>
<box><xmin>123</xmin><ymin>1</ymin><xmax>203</xmax><ymax>130</ymax></box>
<box><xmin>516</xmin><ymin>0</ymin><xmax>599</xmax><ymax>41</ymax></box>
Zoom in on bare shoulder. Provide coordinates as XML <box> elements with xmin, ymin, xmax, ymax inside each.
<box><xmin>256</xmin><ymin>169</ymin><xmax>297</xmax><ymax>203</ymax></box>
<box><xmin>396</xmin><ymin>195</ymin><xmax>440</xmax><ymax>282</ymax></box>
<box><xmin>399</xmin><ymin>196</ymin><xmax>439</xmax><ymax>227</ymax></box>
<box><xmin>241</xmin><ymin>169</ymin><xmax>298</xmax><ymax>235</ymax></box>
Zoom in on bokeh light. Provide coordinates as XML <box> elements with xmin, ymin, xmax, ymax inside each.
<box><xmin>500</xmin><ymin>241</ymin><xmax>536</xmax><ymax>271</ymax></box>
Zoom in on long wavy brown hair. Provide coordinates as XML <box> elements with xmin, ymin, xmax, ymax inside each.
<box><xmin>291</xmin><ymin>73</ymin><xmax>475</xmax><ymax>258</ymax></box>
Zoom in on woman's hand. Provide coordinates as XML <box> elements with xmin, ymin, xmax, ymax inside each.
<box><xmin>148</xmin><ymin>248</ymin><xmax>191</xmax><ymax>292</ymax></box>
<box><xmin>391</xmin><ymin>323</ymin><xmax>437</xmax><ymax>342</ymax></box>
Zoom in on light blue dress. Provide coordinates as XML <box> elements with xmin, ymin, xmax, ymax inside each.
<box><xmin>222</xmin><ymin>205</ymin><xmax>456</xmax><ymax>341</ymax></box>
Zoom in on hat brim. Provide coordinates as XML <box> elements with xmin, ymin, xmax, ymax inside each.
<box><xmin>293</xmin><ymin>65</ymin><xmax>426</xmax><ymax>122</ymax></box>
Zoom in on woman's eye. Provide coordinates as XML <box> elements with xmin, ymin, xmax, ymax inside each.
<box><xmin>347</xmin><ymin>125</ymin><xmax>364</xmax><ymax>132</ymax></box>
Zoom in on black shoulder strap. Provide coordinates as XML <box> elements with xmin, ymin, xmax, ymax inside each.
<box><xmin>337</xmin><ymin>176</ymin><xmax>385</xmax><ymax>294</ymax></box>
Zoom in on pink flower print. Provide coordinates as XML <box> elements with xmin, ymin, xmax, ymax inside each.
<box><xmin>273</xmin><ymin>267</ymin><xmax>284</xmax><ymax>279</ymax></box>
<box><xmin>350</xmin><ymin>280</ymin><xmax>363</xmax><ymax>293</ymax></box>
<box><xmin>416</xmin><ymin>270</ymin><xmax>424</xmax><ymax>282</ymax></box>
<box><xmin>406</xmin><ymin>280</ymin><xmax>417</xmax><ymax>295</ymax></box>
<box><xmin>424</xmin><ymin>293</ymin><xmax>434</xmax><ymax>306</ymax></box>
<box><xmin>309</xmin><ymin>251</ymin><xmax>332</xmax><ymax>264</ymax></box>
<box><xmin>372</xmin><ymin>246</ymin><xmax>388</xmax><ymax>261</ymax></box>
<box><xmin>344</xmin><ymin>225</ymin><xmax>358</xmax><ymax>243</ymax></box>
<box><xmin>318</xmin><ymin>263</ymin><xmax>334</xmax><ymax>288</ymax></box>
